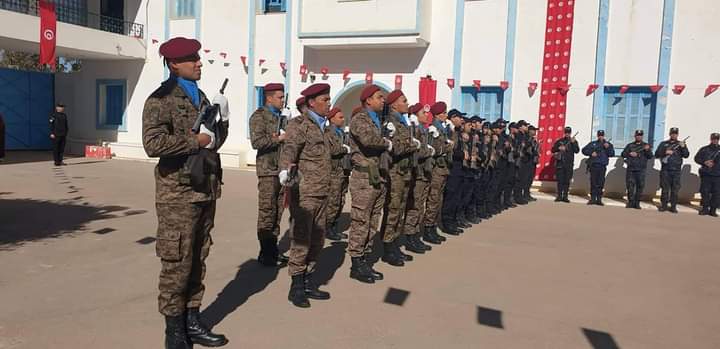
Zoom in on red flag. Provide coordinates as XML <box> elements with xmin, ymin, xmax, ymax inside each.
<box><xmin>39</xmin><ymin>0</ymin><xmax>57</xmax><ymax>69</ymax></box>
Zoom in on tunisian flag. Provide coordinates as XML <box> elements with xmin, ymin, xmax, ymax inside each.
<box><xmin>39</xmin><ymin>0</ymin><xmax>57</xmax><ymax>69</ymax></box>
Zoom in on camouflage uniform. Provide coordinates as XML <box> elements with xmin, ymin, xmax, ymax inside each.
<box><xmin>249</xmin><ymin>106</ymin><xmax>285</xmax><ymax>241</ymax></box>
<box><xmin>380</xmin><ymin>112</ymin><xmax>415</xmax><ymax>243</ymax></box>
<box><xmin>326</xmin><ymin>125</ymin><xmax>351</xmax><ymax>230</ymax></box>
<box><xmin>280</xmin><ymin>112</ymin><xmax>341</xmax><ymax>276</ymax></box>
<box><xmin>347</xmin><ymin>109</ymin><xmax>389</xmax><ymax>258</ymax></box>
<box><xmin>403</xmin><ymin>125</ymin><xmax>437</xmax><ymax>235</ymax></box>
<box><xmin>142</xmin><ymin>78</ymin><xmax>227</xmax><ymax>317</ymax></box>
<box><xmin>424</xmin><ymin>120</ymin><xmax>454</xmax><ymax>227</ymax></box>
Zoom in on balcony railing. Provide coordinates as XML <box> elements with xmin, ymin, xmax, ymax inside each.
<box><xmin>0</xmin><ymin>0</ymin><xmax>144</xmax><ymax>39</ymax></box>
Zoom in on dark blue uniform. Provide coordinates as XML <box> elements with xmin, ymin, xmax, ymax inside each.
<box><xmin>694</xmin><ymin>143</ymin><xmax>720</xmax><ymax>215</ymax></box>
<box><xmin>654</xmin><ymin>138</ymin><xmax>690</xmax><ymax>211</ymax></box>
<box><xmin>582</xmin><ymin>139</ymin><xmax>615</xmax><ymax>204</ymax></box>
<box><xmin>551</xmin><ymin>136</ymin><xmax>580</xmax><ymax>201</ymax></box>
<box><xmin>621</xmin><ymin>141</ymin><xmax>654</xmax><ymax>208</ymax></box>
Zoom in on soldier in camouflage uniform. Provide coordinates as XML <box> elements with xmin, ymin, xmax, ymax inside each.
<box><xmin>249</xmin><ymin>82</ymin><xmax>290</xmax><ymax>267</ymax></box>
<box><xmin>279</xmin><ymin>83</ymin><xmax>345</xmax><ymax>308</ymax></box>
<box><xmin>424</xmin><ymin>102</ymin><xmax>458</xmax><ymax>236</ymax></box>
<box><xmin>325</xmin><ymin>107</ymin><xmax>352</xmax><ymax>241</ymax></box>
<box><xmin>403</xmin><ymin>103</ymin><xmax>443</xmax><ymax>247</ymax></box>
<box><xmin>347</xmin><ymin>85</ymin><xmax>393</xmax><ymax>283</ymax></box>
<box><xmin>142</xmin><ymin>37</ymin><xmax>229</xmax><ymax>349</ymax></box>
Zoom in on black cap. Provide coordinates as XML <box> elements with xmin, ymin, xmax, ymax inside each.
<box><xmin>448</xmin><ymin>109</ymin><xmax>467</xmax><ymax>118</ymax></box>
<box><xmin>597</xmin><ymin>130</ymin><xmax>605</xmax><ymax>136</ymax></box>
<box><xmin>669</xmin><ymin>127</ymin><xmax>679</xmax><ymax>135</ymax></box>
<box><xmin>517</xmin><ymin>120</ymin><xmax>528</xmax><ymax>127</ymax></box>
<box><xmin>564</xmin><ymin>126</ymin><xmax>572</xmax><ymax>134</ymax></box>
<box><xmin>469</xmin><ymin>115</ymin><xmax>482</xmax><ymax>122</ymax></box>
<box><xmin>711</xmin><ymin>133</ymin><xmax>720</xmax><ymax>140</ymax></box>
<box><xmin>490</xmin><ymin>121</ymin><xmax>502</xmax><ymax>129</ymax></box>
<box><xmin>529</xmin><ymin>125</ymin><xmax>537</xmax><ymax>131</ymax></box>
<box><xmin>482</xmin><ymin>122</ymin><xmax>490</xmax><ymax>129</ymax></box>
<box><xmin>635</xmin><ymin>129</ymin><xmax>644</xmax><ymax>136</ymax></box>
<box><xmin>509</xmin><ymin>122</ymin><xmax>518</xmax><ymax>129</ymax></box>
<box><xmin>56</xmin><ymin>103</ymin><xmax>65</xmax><ymax>107</ymax></box>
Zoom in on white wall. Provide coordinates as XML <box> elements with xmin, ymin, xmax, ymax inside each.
<box><xmin>298</xmin><ymin>0</ymin><xmax>419</xmax><ymax>36</ymax></box>
<box><xmin>510</xmin><ymin>0</ymin><xmax>548</xmax><ymax>122</ymax></box>
<box><xmin>461</xmin><ymin>0</ymin><xmax>508</xmax><ymax>86</ymax></box>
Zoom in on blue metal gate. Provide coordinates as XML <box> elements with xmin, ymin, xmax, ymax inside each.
<box><xmin>0</xmin><ymin>68</ymin><xmax>54</xmax><ymax>150</ymax></box>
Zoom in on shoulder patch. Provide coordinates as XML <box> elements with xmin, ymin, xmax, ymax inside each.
<box><xmin>150</xmin><ymin>78</ymin><xmax>178</xmax><ymax>99</ymax></box>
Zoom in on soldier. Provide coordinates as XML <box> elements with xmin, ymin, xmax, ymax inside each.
<box><xmin>403</xmin><ymin>103</ymin><xmax>444</xmax><ymax>246</ymax></box>
<box><xmin>694</xmin><ymin>133</ymin><xmax>720</xmax><ymax>217</ymax></box>
<box><xmin>440</xmin><ymin>109</ymin><xmax>468</xmax><ymax>234</ymax></box>
<box><xmin>655</xmin><ymin>128</ymin><xmax>690</xmax><ymax>213</ymax></box>
<box><xmin>551</xmin><ymin>127</ymin><xmax>580</xmax><ymax>202</ymax></box>
<box><xmin>620</xmin><ymin>129</ymin><xmax>654</xmax><ymax>209</ymax></box>
<box><xmin>249</xmin><ymin>83</ymin><xmax>290</xmax><ymax>267</ymax></box>
<box><xmin>279</xmin><ymin>83</ymin><xmax>338</xmax><ymax>308</ymax></box>
<box><xmin>464</xmin><ymin>116</ymin><xmax>485</xmax><ymax>223</ymax></box>
<box><xmin>142</xmin><ymin>37</ymin><xmax>229</xmax><ymax>348</ymax></box>
<box><xmin>325</xmin><ymin>107</ymin><xmax>352</xmax><ymax>241</ymax></box>
<box><xmin>49</xmin><ymin>103</ymin><xmax>69</xmax><ymax>166</ymax></box>
<box><xmin>487</xmin><ymin>121</ymin><xmax>506</xmax><ymax>214</ymax></box>
<box><xmin>380</xmin><ymin>90</ymin><xmax>424</xmax><ymax>265</ymax></box>
<box><xmin>523</xmin><ymin>125</ymin><xmax>540</xmax><ymax>202</ymax></box>
<box><xmin>425</xmin><ymin>102</ymin><xmax>457</xmax><ymax>236</ymax></box>
<box><xmin>513</xmin><ymin>121</ymin><xmax>533</xmax><ymax>205</ymax></box>
<box><xmin>475</xmin><ymin>120</ymin><xmax>493</xmax><ymax>218</ymax></box>
<box><xmin>582</xmin><ymin>130</ymin><xmax>615</xmax><ymax>205</ymax></box>
<box><xmin>504</xmin><ymin>122</ymin><xmax>520</xmax><ymax>208</ymax></box>
<box><xmin>346</xmin><ymin>84</ymin><xmax>393</xmax><ymax>283</ymax></box>
<box><xmin>456</xmin><ymin>114</ymin><xmax>477</xmax><ymax>225</ymax></box>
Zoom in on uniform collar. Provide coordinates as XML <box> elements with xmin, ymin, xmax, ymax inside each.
<box><xmin>307</xmin><ymin>109</ymin><xmax>326</xmax><ymax>132</ymax></box>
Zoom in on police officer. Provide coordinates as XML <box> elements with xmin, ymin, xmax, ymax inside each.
<box><xmin>464</xmin><ymin>116</ymin><xmax>485</xmax><ymax>223</ymax></box>
<box><xmin>142</xmin><ymin>37</ymin><xmax>229</xmax><ymax>348</ymax></box>
<box><xmin>487</xmin><ymin>121</ymin><xmax>506</xmax><ymax>213</ymax></box>
<box><xmin>524</xmin><ymin>125</ymin><xmax>540</xmax><ymax>202</ymax></box>
<box><xmin>457</xmin><ymin>114</ymin><xmax>477</xmax><ymax>225</ymax></box>
<box><xmin>426</xmin><ymin>102</ymin><xmax>457</xmax><ymax>235</ymax></box>
<box><xmin>655</xmin><ymin>128</ymin><xmax>690</xmax><ymax>213</ymax></box>
<box><xmin>249</xmin><ymin>83</ymin><xmax>290</xmax><ymax>267</ymax></box>
<box><xmin>49</xmin><ymin>103</ymin><xmax>69</xmax><ymax>166</ymax></box>
<box><xmin>475</xmin><ymin>120</ymin><xmax>493</xmax><ymax>218</ymax></box>
<box><xmin>694</xmin><ymin>133</ymin><xmax>720</xmax><ymax>216</ymax></box>
<box><xmin>325</xmin><ymin>107</ymin><xmax>352</xmax><ymax>241</ymax></box>
<box><xmin>551</xmin><ymin>127</ymin><xmax>580</xmax><ymax>202</ymax></box>
<box><xmin>347</xmin><ymin>85</ymin><xmax>393</xmax><ymax>283</ymax></box>
<box><xmin>514</xmin><ymin>120</ymin><xmax>534</xmax><ymax>205</ymax></box>
<box><xmin>582</xmin><ymin>130</ymin><xmax>615</xmax><ymax>205</ymax></box>
<box><xmin>505</xmin><ymin>122</ymin><xmax>521</xmax><ymax>207</ymax></box>
<box><xmin>441</xmin><ymin>109</ymin><xmax>467</xmax><ymax>233</ymax></box>
<box><xmin>620</xmin><ymin>129</ymin><xmax>654</xmax><ymax>209</ymax></box>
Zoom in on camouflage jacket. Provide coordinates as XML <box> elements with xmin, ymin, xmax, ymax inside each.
<box><xmin>280</xmin><ymin>112</ymin><xmax>339</xmax><ymax>197</ymax></box>
<box><xmin>386</xmin><ymin>112</ymin><xmax>415</xmax><ymax>178</ymax></box>
<box><xmin>349</xmin><ymin>109</ymin><xmax>388</xmax><ymax>170</ymax></box>
<box><xmin>142</xmin><ymin>78</ymin><xmax>224</xmax><ymax>203</ymax></box>
<box><xmin>249</xmin><ymin>106</ymin><xmax>283</xmax><ymax>177</ymax></box>
<box><xmin>414</xmin><ymin>124</ymin><xmax>437</xmax><ymax>181</ymax></box>
<box><xmin>327</xmin><ymin>125</ymin><xmax>350</xmax><ymax>176</ymax></box>
<box><xmin>430</xmin><ymin>120</ymin><xmax>454</xmax><ymax>176</ymax></box>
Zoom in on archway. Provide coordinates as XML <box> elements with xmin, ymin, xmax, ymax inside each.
<box><xmin>332</xmin><ymin>80</ymin><xmax>392</xmax><ymax>125</ymax></box>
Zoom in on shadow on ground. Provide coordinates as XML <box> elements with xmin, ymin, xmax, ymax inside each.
<box><xmin>0</xmin><ymin>198</ymin><xmax>132</xmax><ymax>250</ymax></box>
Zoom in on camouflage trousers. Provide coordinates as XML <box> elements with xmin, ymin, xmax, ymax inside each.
<box><xmin>326</xmin><ymin>173</ymin><xmax>349</xmax><ymax>228</ymax></box>
<box><xmin>424</xmin><ymin>168</ymin><xmax>448</xmax><ymax>226</ymax></box>
<box><xmin>155</xmin><ymin>201</ymin><xmax>215</xmax><ymax>316</ymax></box>
<box><xmin>347</xmin><ymin>171</ymin><xmax>386</xmax><ymax>258</ymax></box>
<box><xmin>381</xmin><ymin>170</ymin><xmax>411</xmax><ymax>243</ymax></box>
<box><xmin>403</xmin><ymin>177</ymin><xmax>430</xmax><ymax>235</ymax></box>
<box><xmin>288</xmin><ymin>195</ymin><xmax>327</xmax><ymax>276</ymax></box>
<box><xmin>256</xmin><ymin>176</ymin><xmax>284</xmax><ymax>240</ymax></box>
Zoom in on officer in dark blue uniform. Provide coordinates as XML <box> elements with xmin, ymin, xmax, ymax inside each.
<box><xmin>582</xmin><ymin>130</ymin><xmax>615</xmax><ymax>205</ymax></box>
<box><xmin>694</xmin><ymin>133</ymin><xmax>720</xmax><ymax>217</ymax></box>
<box><xmin>441</xmin><ymin>109</ymin><xmax>468</xmax><ymax>233</ymax></box>
<box><xmin>552</xmin><ymin>127</ymin><xmax>580</xmax><ymax>202</ymax></box>
<box><xmin>620</xmin><ymin>129</ymin><xmax>654</xmax><ymax>209</ymax></box>
<box><xmin>654</xmin><ymin>127</ymin><xmax>690</xmax><ymax>213</ymax></box>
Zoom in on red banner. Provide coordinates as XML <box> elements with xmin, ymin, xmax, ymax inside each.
<box><xmin>39</xmin><ymin>0</ymin><xmax>57</xmax><ymax>69</ymax></box>
<box><xmin>419</xmin><ymin>77</ymin><xmax>437</xmax><ymax>125</ymax></box>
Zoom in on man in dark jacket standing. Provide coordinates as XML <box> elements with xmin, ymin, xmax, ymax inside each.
<box><xmin>655</xmin><ymin>127</ymin><xmax>690</xmax><ymax>213</ymax></box>
<box><xmin>49</xmin><ymin>103</ymin><xmax>69</xmax><ymax>166</ymax></box>
<box><xmin>694</xmin><ymin>133</ymin><xmax>720</xmax><ymax>217</ymax></box>
<box><xmin>620</xmin><ymin>129</ymin><xmax>654</xmax><ymax>209</ymax></box>
<box><xmin>582</xmin><ymin>130</ymin><xmax>615</xmax><ymax>205</ymax></box>
<box><xmin>551</xmin><ymin>127</ymin><xmax>579</xmax><ymax>202</ymax></box>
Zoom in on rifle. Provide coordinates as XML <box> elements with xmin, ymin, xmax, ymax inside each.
<box><xmin>662</xmin><ymin>136</ymin><xmax>690</xmax><ymax>164</ymax></box>
<box><xmin>423</xmin><ymin>127</ymin><xmax>434</xmax><ymax>175</ymax></box>
<box><xmin>379</xmin><ymin>103</ymin><xmax>392</xmax><ymax>174</ymax></box>
<box><xmin>409</xmin><ymin>120</ymin><xmax>419</xmax><ymax>169</ymax></box>
<box><xmin>276</xmin><ymin>92</ymin><xmax>288</xmax><ymax>135</ymax></box>
<box><xmin>586</xmin><ymin>137</ymin><xmax>611</xmax><ymax>173</ymax></box>
<box><xmin>341</xmin><ymin>128</ymin><xmax>352</xmax><ymax>172</ymax></box>
<box><xmin>192</xmin><ymin>78</ymin><xmax>229</xmax><ymax>134</ymax></box>
<box><xmin>554</xmin><ymin>131</ymin><xmax>579</xmax><ymax>161</ymax></box>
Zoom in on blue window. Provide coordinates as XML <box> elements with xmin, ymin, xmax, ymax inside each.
<box><xmin>264</xmin><ymin>0</ymin><xmax>286</xmax><ymax>13</ymax></box>
<box><xmin>96</xmin><ymin>79</ymin><xmax>127</xmax><ymax>131</ymax></box>
<box><xmin>596</xmin><ymin>86</ymin><xmax>657</xmax><ymax>146</ymax></box>
<box><xmin>171</xmin><ymin>0</ymin><xmax>196</xmax><ymax>19</ymax></box>
<box><xmin>461</xmin><ymin>87</ymin><xmax>504</xmax><ymax>121</ymax></box>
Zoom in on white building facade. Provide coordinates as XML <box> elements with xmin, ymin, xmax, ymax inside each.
<box><xmin>2</xmin><ymin>0</ymin><xmax>718</xmax><ymax>200</ymax></box>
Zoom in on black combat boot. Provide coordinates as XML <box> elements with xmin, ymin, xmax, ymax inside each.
<box><xmin>257</xmin><ymin>238</ymin><xmax>276</xmax><ymax>266</ymax></box>
<box><xmin>710</xmin><ymin>207</ymin><xmax>718</xmax><ymax>217</ymax></box>
<box><xmin>381</xmin><ymin>242</ymin><xmax>405</xmax><ymax>267</ymax></box>
<box><xmin>562</xmin><ymin>192</ymin><xmax>571</xmax><ymax>203</ymax></box>
<box><xmin>304</xmin><ymin>273</ymin><xmax>330</xmax><ymax>300</ymax></box>
<box><xmin>186</xmin><ymin>308</ymin><xmax>228</xmax><ymax>347</ymax></box>
<box><xmin>396</xmin><ymin>241</ymin><xmax>414</xmax><ymax>261</ymax></box>
<box><xmin>658</xmin><ymin>201</ymin><xmax>667</xmax><ymax>212</ymax></box>
<box><xmin>440</xmin><ymin>220</ymin><xmax>461</xmax><ymax>235</ymax></box>
<box><xmin>699</xmin><ymin>207</ymin><xmax>709</xmax><ymax>215</ymax></box>
<box><xmin>365</xmin><ymin>257</ymin><xmax>384</xmax><ymax>280</ymax></box>
<box><xmin>422</xmin><ymin>226</ymin><xmax>443</xmax><ymax>244</ymax></box>
<box><xmin>466</xmin><ymin>208</ymin><xmax>481</xmax><ymax>224</ymax></box>
<box><xmin>349</xmin><ymin>257</ymin><xmax>375</xmax><ymax>283</ymax></box>
<box><xmin>164</xmin><ymin>315</ymin><xmax>191</xmax><ymax>349</ymax></box>
<box><xmin>413</xmin><ymin>234</ymin><xmax>432</xmax><ymax>251</ymax></box>
<box><xmin>555</xmin><ymin>194</ymin><xmax>563</xmax><ymax>202</ymax></box>
<box><xmin>325</xmin><ymin>223</ymin><xmax>343</xmax><ymax>241</ymax></box>
<box><xmin>427</xmin><ymin>225</ymin><xmax>446</xmax><ymax>241</ymax></box>
<box><xmin>288</xmin><ymin>274</ymin><xmax>310</xmax><ymax>308</ymax></box>
<box><xmin>669</xmin><ymin>204</ymin><xmax>678</xmax><ymax>213</ymax></box>
<box><xmin>457</xmin><ymin>212</ymin><xmax>472</xmax><ymax>228</ymax></box>
<box><xmin>404</xmin><ymin>235</ymin><xmax>426</xmax><ymax>254</ymax></box>
<box><xmin>596</xmin><ymin>195</ymin><xmax>605</xmax><ymax>206</ymax></box>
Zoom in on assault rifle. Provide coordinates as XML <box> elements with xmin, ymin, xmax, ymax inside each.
<box><xmin>379</xmin><ymin>103</ymin><xmax>392</xmax><ymax>174</ymax></box>
<box><xmin>192</xmin><ymin>78</ymin><xmax>228</xmax><ymax>134</ymax></box>
<box><xmin>662</xmin><ymin>136</ymin><xmax>690</xmax><ymax>164</ymax></box>
<box><xmin>341</xmin><ymin>127</ymin><xmax>352</xmax><ymax>172</ymax></box>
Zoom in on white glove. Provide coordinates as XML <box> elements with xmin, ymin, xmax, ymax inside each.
<box><xmin>212</xmin><ymin>94</ymin><xmax>230</xmax><ymax>121</ymax></box>
<box><xmin>444</xmin><ymin>119</ymin><xmax>453</xmax><ymax>129</ymax></box>
<box><xmin>428</xmin><ymin>125</ymin><xmax>440</xmax><ymax>138</ymax></box>
<box><xmin>385</xmin><ymin>122</ymin><xmax>396</xmax><ymax>137</ymax></box>
<box><xmin>385</xmin><ymin>139</ymin><xmax>393</xmax><ymax>152</ymax></box>
<box><xmin>409</xmin><ymin>115</ymin><xmax>419</xmax><ymax>126</ymax></box>
<box><xmin>342</xmin><ymin>144</ymin><xmax>351</xmax><ymax>153</ymax></box>
<box><xmin>426</xmin><ymin>144</ymin><xmax>435</xmax><ymax>156</ymax></box>
<box><xmin>279</xmin><ymin>169</ymin><xmax>289</xmax><ymax>186</ymax></box>
<box><xmin>446</xmin><ymin>139</ymin><xmax>454</xmax><ymax>145</ymax></box>
<box><xmin>412</xmin><ymin>138</ymin><xmax>421</xmax><ymax>149</ymax></box>
<box><xmin>280</xmin><ymin>107</ymin><xmax>292</xmax><ymax>119</ymax></box>
<box><xmin>279</xmin><ymin>129</ymin><xmax>286</xmax><ymax>135</ymax></box>
<box><xmin>344</xmin><ymin>126</ymin><xmax>350</xmax><ymax>133</ymax></box>
<box><xmin>199</xmin><ymin>124</ymin><xmax>216</xmax><ymax>149</ymax></box>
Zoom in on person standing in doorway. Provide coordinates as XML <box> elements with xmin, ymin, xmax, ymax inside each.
<box><xmin>49</xmin><ymin>103</ymin><xmax>69</xmax><ymax>166</ymax></box>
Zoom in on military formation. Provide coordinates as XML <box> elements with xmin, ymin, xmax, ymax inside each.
<box><xmin>143</xmin><ymin>37</ymin><xmax>720</xmax><ymax>348</ymax></box>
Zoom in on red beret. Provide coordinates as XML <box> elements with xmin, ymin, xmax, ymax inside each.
<box><xmin>301</xmin><ymin>83</ymin><xmax>331</xmax><ymax>99</ymax></box>
<box><xmin>295</xmin><ymin>96</ymin><xmax>306</xmax><ymax>108</ymax></box>
<box><xmin>360</xmin><ymin>85</ymin><xmax>381</xmax><ymax>102</ymax></box>
<box><xmin>352</xmin><ymin>106</ymin><xmax>364</xmax><ymax>115</ymax></box>
<box><xmin>327</xmin><ymin>107</ymin><xmax>342</xmax><ymax>119</ymax></box>
<box><xmin>386</xmin><ymin>90</ymin><xmax>404</xmax><ymax>105</ymax></box>
<box><xmin>430</xmin><ymin>101</ymin><xmax>447</xmax><ymax>115</ymax></box>
<box><xmin>409</xmin><ymin>103</ymin><xmax>423</xmax><ymax>115</ymax></box>
<box><xmin>263</xmin><ymin>83</ymin><xmax>284</xmax><ymax>93</ymax></box>
<box><xmin>159</xmin><ymin>37</ymin><xmax>201</xmax><ymax>59</ymax></box>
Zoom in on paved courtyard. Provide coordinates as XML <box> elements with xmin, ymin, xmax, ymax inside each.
<box><xmin>1</xmin><ymin>153</ymin><xmax>719</xmax><ymax>349</ymax></box>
